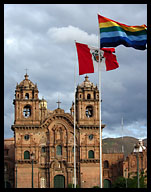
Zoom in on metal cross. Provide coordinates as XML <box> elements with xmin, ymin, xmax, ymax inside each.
<box><xmin>25</xmin><ymin>68</ymin><xmax>29</xmax><ymax>75</ymax></box>
<box><xmin>56</xmin><ymin>100</ymin><xmax>61</xmax><ymax>109</ymax></box>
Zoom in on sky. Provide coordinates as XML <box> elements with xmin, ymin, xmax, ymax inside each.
<box><xmin>4</xmin><ymin>4</ymin><xmax>147</xmax><ymax>140</ymax></box>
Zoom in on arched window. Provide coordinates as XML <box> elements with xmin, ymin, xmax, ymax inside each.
<box><xmin>25</xmin><ymin>93</ymin><xmax>29</xmax><ymax>99</ymax></box>
<box><xmin>88</xmin><ymin>150</ymin><xmax>94</xmax><ymax>158</ymax></box>
<box><xmin>24</xmin><ymin>151</ymin><xmax>30</xmax><ymax>159</ymax></box>
<box><xmin>41</xmin><ymin>146</ymin><xmax>46</xmax><ymax>153</ymax></box>
<box><xmin>85</xmin><ymin>105</ymin><xmax>93</xmax><ymax>118</ymax></box>
<box><xmin>24</xmin><ymin>134</ymin><xmax>30</xmax><ymax>140</ymax></box>
<box><xmin>87</xmin><ymin>94</ymin><xmax>91</xmax><ymax>99</ymax></box>
<box><xmin>23</xmin><ymin>105</ymin><xmax>31</xmax><ymax>118</ymax></box>
<box><xmin>56</xmin><ymin>145</ymin><xmax>62</xmax><ymax>156</ymax></box>
<box><xmin>104</xmin><ymin>160</ymin><xmax>109</xmax><ymax>168</ymax></box>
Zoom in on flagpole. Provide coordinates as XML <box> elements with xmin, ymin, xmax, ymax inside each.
<box><xmin>74</xmin><ymin>40</ymin><xmax>77</xmax><ymax>188</ymax></box>
<box><xmin>98</xmin><ymin>63</ymin><xmax>102</xmax><ymax>188</ymax></box>
<box><xmin>98</xmin><ymin>13</ymin><xmax>103</xmax><ymax>188</ymax></box>
<box><xmin>121</xmin><ymin>116</ymin><xmax>124</xmax><ymax>154</ymax></box>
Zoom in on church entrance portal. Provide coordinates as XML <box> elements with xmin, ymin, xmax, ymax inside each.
<box><xmin>54</xmin><ymin>175</ymin><xmax>65</xmax><ymax>188</ymax></box>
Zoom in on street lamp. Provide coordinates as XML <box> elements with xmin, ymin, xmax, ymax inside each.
<box><xmin>133</xmin><ymin>143</ymin><xmax>140</xmax><ymax>188</ymax></box>
<box><xmin>124</xmin><ymin>168</ymin><xmax>127</xmax><ymax>188</ymax></box>
<box><xmin>15</xmin><ymin>163</ymin><xmax>17</xmax><ymax>188</ymax></box>
<box><xmin>31</xmin><ymin>152</ymin><xmax>35</xmax><ymax>188</ymax></box>
<box><xmin>4</xmin><ymin>164</ymin><xmax>7</xmax><ymax>188</ymax></box>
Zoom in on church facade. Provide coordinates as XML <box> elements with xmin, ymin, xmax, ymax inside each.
<box><xmin>10</xmin><ymin>73</ymin><xmax>107</xmax><ymax>188</ymax></box>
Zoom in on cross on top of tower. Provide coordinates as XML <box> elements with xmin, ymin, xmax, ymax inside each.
<box><xmin>25</xmin><ymin>68</ymin><xmax>29</xmax><ymax>75</ymax></box>
<box><xmin>56</xmin><ymin>100</ymin><xmax>61</xmax><ymax>109</ymax></box>
<box><xmin>24</xmin><ymin>68</ymin><xmax>29</xmax><ymax>80</ymax></box>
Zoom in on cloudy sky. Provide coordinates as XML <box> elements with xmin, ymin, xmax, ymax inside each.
<box><xmin>4</xmin><ymin>4</ymin><xmax>147</xmax><ymax>140</ymax></box>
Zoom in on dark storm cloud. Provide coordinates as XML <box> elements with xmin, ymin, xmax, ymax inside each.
<box><xmin>4</xmin><ymin>4</ymin><xmax>147</xmax><ymax>139</ymax></box>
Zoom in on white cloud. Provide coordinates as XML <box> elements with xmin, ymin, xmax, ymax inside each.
<box><xmin>47</xmin><ymin>25</ymin><xmax>98</xmax><ymax>46</ymax></box>
<box><xmin>103</xmin><ymin>119</ymin><xmax>147</xmax><ymax>139</ymax></box>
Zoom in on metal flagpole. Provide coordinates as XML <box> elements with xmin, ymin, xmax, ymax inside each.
<box><xmin>121</xmin><ymin>116</ymin><xmax>124</xmax><ymax>153</ymax></box>
<box><xmin>74</xmin><ymin>41</ymin><xmax>77</xmax><ymax>188</ymax></box>
<box><xmin>98</xmin><ymin>13</ymin><xmax>103</xmax><ymax>188</ymax></box>
<box><xmin>98</xmin><ymin>60</ymin><xmax>102</xmax><ymax>188</ymax></box>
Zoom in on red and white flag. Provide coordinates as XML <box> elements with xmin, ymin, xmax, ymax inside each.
<box><xmin>75</xmin><ymin>42</ymin><xmax>119</xmax><ymax>75</ymax></box>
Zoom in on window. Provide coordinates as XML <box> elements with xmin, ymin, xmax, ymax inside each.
<box><xmin>88</xmin><ymin>150</ymin><xmax>94</xmax><ymax>158</ymax></box>
<box><xmin>23</xmin><ymin>105</ymin><xmax>31</xmax><ymax>118</ymax></box>
<box><xmin>104</xmin><ymin>160</ymin><xmax>109</xmax><ymax>168</ymax></box>
<box><xmin>41</xmin><ymin>146</ymin><xmax>46</xmax><ymax>153</ymax></box>
<box><xmin>87</xmin><ymin>94</ymin><xmax>91</xmax><ymax>99</ymax></box>
<box><xmin>56</xmin><ymin>145</ymin><xmax>62</xmax><ymax>156</ymax></box>
<box><xmin>72</xmin><ymin>147</ymin><xmax>74</xmax><ymax>153</ymax></box>
<box><xmin>24</xmin><ymin>134</ymin><xmax>29</xmax><ymax>140</ymax></box>
<box><xmin>89</xmin><ymin>134</ymin><xmax>93</xmax><ymax>140</ymax></box>
<box><xmin>85</xmin><ymin>106</ymin><xmax>93</xmax><ymax>118</ymax></box>
<box><xmin>25</xmin><ymin>93</ymin><xmax>29</xmax><ymax>99</ymax></box>
<box><xmin>24</xmin><ymin>151</ymin><xmax>30</xmax><ymax>159</ymax></box>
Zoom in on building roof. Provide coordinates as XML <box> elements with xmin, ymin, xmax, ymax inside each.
<box><xmin>4</xmin><ymin>137</ymin><xmax>14</xmax><ymax>141</ymax></box>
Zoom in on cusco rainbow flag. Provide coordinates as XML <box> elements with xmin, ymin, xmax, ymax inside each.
<box><xmin>98</xmin><ymin>14</ymin><xmax>147</xmax><ymax>50</ymax></box>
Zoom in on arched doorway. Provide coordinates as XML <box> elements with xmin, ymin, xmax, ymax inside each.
<box><xmin>54</xmin><ymin>175</ymin><xmax>65</xmax><ymax>188</ymax></box>
<box><xmin>103</xmin><ymin>179</ymin><xmax>111</xmax><ymax>188</ymax></box>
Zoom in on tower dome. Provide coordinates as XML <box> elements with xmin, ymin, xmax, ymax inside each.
<box><xmin>17</xmin><ymin>73</ymin><xmax>36</xmax><ymax>89</ymax></box>
<box><xmin>79</xmin><ymin>75</ymin><xmax>96</xmax><ymax>88</ymax></box>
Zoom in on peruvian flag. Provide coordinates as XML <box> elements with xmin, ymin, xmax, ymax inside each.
<box><xmin>75</xmin><ymin>42</ymin><xmax>119</xmax><ymax>75</ymax></box>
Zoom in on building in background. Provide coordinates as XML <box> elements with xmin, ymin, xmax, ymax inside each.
<box><xmin>123</xmin><ymin>140</ymin><xmax>147</xmax><ymax>180</ymax></box>
<box><xmin>4</xmin><ymin>138</ymin><xmax>15</xmax><ymax>188</ymax></box>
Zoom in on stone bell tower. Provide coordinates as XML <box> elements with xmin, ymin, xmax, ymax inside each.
<box><xmin>13</xmin><ymin>73</ymin><xmax>40</xmax><ymax>126</ymax></box>
<box><xmin>76</xmin><ymin>75</ymin><xmax>100</xmax><ymax>127</ymax></box>
<box><xmin>11</xmin><ymin>73</ymin><xmax>42</xmax><ymax>188</ymax></box>
<box><xmin>76</xmin><ymin>75</ymin><xmax>105</xmax><ymax>188</ymax></box>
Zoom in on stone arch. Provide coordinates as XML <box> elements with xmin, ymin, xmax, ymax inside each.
<box><xmin>42</xmin><ymin>113</ymin><xmax>74</xmax><ymax>130</ymax></box>
<box><xmin>25</xmin><ymin>93</ymin><xmax>29</xmax><ymax>99</ymax></box>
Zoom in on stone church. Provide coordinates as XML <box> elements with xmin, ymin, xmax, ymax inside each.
<box><xmin>5</xmin><ymin>73</ymin><xmax>147</xmax><ymax>188</ymax></box>
<box><xmin>10</xmin><ymin>73</ymin><xmax>107</xmax><ymax>188</ymax></box>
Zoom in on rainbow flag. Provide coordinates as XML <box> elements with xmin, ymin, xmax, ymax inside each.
<box><xmin>98</xmin><ymin>14</ymin><xmax>147</xmax><ymax>50</ymax></box>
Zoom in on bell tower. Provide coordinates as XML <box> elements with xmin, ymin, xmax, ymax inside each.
<box><xmin>13</xmin><ymin>73</ymin><xmax>40</xmax><ymax>125</ymax></box>
<box><xmin>76</xmin><ymin>75</ymin><xmax>100</xmax><ymax>126</ymax></box>
<box><xmin>77</xmin><ymin>76</ymin><xmax>105</xmax><ymax>187</ymax></box>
